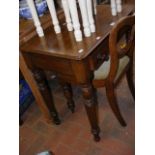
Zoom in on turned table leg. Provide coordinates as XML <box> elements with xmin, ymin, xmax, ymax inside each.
<box><xmin>60</xmin><ymin>82</ymin><xmax>75</xmax><ymax>113</ymax></box>
<box><xmin>81</xmin><ymin>84</ymin><xmax>100</xmax><ymax>142</ymax></box>
<box><xmin>32</xmin><ymin>69</ymin><xmax>61</xmax><ymax>125</ymax></box>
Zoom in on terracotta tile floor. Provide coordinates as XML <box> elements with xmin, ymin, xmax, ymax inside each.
<box><xmin>19</xmin><ymin>76</ymin><xmax>135</xmax><ymax>155</ymax></box>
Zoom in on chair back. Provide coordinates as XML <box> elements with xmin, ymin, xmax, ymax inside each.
<box><xmin>108</xmin><ymin>15</ymin><xmax>135</xmax><ymax>82</ymax></box>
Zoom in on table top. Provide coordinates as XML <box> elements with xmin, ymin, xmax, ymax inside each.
<box><xmin>20</xmin><ymin>4</ymin><xmax>134</xmax><ymax>60</ymax></box>
<box><xmin>19</xmin><ymin>9</ymin><xmax>64</xmax><ymax>46</ymax></box>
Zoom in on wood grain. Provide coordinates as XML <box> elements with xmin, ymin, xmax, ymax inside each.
<box><xmin>20</xmin><ymin>5</ymin><xmax>134</xmax><ymax>60</ymax></box>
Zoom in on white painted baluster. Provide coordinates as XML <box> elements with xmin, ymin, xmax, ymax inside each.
<box><xmin>61</xmin><ymin>0</ymin><xmax>73</xmax><ymax>31</ymax></box>
<box><xmin>78</xmin><ymin>0</ymin><xmax>91</xmax><ymax>37</ymax></box>
<box><xmin>26</xmin><ymin>0</ymin><xmax>44</xmax><ymax>37</ymax></box>
<box><xmin>116</xmin><ymin>0</ymin><xmax>122</xmax><ymax>12</ymax></box>
<box><xmin>86</xmin><ymin>0</ymin><xmax>96</xmax><ymax>33</ymax></box>
<box><xmin>110</xmin><ymin>0</ymin><xmax>117</xmax><ymax>16</ymax></box>
<box><xmin>67</xmin><ymin>0</ymin><xmax>82</xmax><ymax>42</ymax></box>
<box><xmin>46</xmin><ymin>0</ymin><xmax>61</xmax><ymax>33</ymax></box>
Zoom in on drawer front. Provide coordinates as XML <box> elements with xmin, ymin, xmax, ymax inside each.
<box><xmin>27</xmin><ymin>53</ymin><xmax>74</xmax><ymax>76</ymax></box>
<box><xmin>89</xmin><ymin>37</ymin><xmax>109</xmax><ymax>71</ymax></box>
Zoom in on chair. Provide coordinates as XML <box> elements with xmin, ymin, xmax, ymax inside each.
<box><xmin>93</xmin><ymin>15</ymin><xmax>135</xmax><ymax>126</ymax></box>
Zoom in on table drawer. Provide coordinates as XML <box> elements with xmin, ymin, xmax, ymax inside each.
<box><xmin>26</xmin><ymin>53</ymin><xmax>74</xmax><ymax>75</ymax></box>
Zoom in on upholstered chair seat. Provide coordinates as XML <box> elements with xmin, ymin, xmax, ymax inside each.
<box><xmin>94</xmin><ymin>56</ymin><xmax>130</xmax><ymax>81</ymax></box>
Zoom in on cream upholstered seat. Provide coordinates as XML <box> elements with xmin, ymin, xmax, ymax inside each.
<box><xmin>94</xmin><ymin>56</ymin><xmax>130</xmax><ymax>81</ymax></box>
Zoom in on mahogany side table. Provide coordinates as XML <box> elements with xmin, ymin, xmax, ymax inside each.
<box><xmin>20</xmin><ymin>4</ymin><xmax>134</xmax><ymax>141</ymax></box>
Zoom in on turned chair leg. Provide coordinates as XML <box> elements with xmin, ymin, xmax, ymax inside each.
<box><xmin>126</xmin><ymin>66</ymin><xmax>135</xmax><ymax>100</ymax></box>
<box><xmin>106</xmin><ymin>84</ymin><xmax>127</xmax><ymax>126</ymax></box>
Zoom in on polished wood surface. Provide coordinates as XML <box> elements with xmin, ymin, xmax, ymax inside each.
<box><xmin>20</xmin><ymin>4</ymin><xmax>134</xmax><ymax>141</ymax></box>
<box><xmin>19</xmin><ymin>9</ymin><xmax>65</xmax><ymax>124</ymax></box>
<box><xmin>19</xmin><ymin>9</ymin><xmax>64</xmax><ymax>46</ymax></box>
<box><xmin>20</xmin><ymin>4</ymin><xmax>134</xmax><ymax>60</ymax></box>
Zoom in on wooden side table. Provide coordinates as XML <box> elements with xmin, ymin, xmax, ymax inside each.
<box><xmin>19</xmin><ymin>10</ymin><xmax>65</xmax><ymax>124</ymax></box>
<box><xmin>20</xmin><ymin>4</ymin><xmax>134</xmax><ymax>141</ymax></box>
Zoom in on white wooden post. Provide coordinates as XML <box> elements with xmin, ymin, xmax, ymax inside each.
<box><xmin>26</xmin><ymin>0</ymin><xmax>44</xmax><ymax>37</ymax></box>
<box><xmin>116</xmin><ymin>0</ymin><xmax>122</xmax><ymax>13</ymax></box>
<box><xmin>61</xmin><ymin>0</ymin><xmax>73</xmax><ymax>31</ymax></box>
<box><xmin>46</xmin><ymin>0</ymin><xmax>61</xmax><ymax>33</ymax></box>
<box><xmin>110</xmin><ymin>0</ymin><xmax>117</xmax><ymax>16</ymax></box>
<box><xmin>67</xmin><ymin>0</ymin><xmax>82</xmax><ymax>42</ymax></box>
<box><xmin>86</xmin><ymin>0</ymin><xmax>96</xmax><ymax>33</ymax></box>
<box><xmin>78</xmin><ymin>0</ymin><xmax>91</xmax><ymax>37</ymax></box>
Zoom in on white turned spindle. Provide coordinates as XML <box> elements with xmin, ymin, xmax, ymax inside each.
<box><xmin>46</xmin><ymin>0</ymin><xmax>61</xmax><ymax>33</ymax></box>
<box><xmin>86</xmin><ymin>0</ymin><xmax>96</xmax><ymax>33</ymax></box>
<box><xmin>61</xmin><ymin>0</ymin><xmax>73</xmax><ymax>31</ymax></box>
<box><xmin>110</xmin><ymin>0</ymin><xmax>117</xmax><ymax>16</ymax></box>
<box><xmin>116</xmin><ymin>0</ymin><xmax>122</xmax><ymax>13</ymax></box>
<box><xmin>26</xmin><ymin>0</ymin><xmax>44</xmax><ymax>37</ymax></box>
<box><xmin>67</xmin><ymin>0</ymin><xmax>82</xmax><ymax>42</ymax></box>
<box><xmin>78</xmin><ymin>0</ymin><xmax>91</xmax><ymax>37</ymax></box>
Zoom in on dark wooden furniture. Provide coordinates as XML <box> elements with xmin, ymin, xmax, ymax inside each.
<box><xmin>20</xmin><ymin>53</ymin><xmax>54</xmax><ymax>123</ymax></box>
<box><xmin>19</xmin><ymin>14</ymin><xmax>58</xmax><ymax>123</ymax></box>
<box><xmin>20</xmin><ymin>4</ymin><xmax>134</xmax><ymax>141</ymax></box>
<box><xmin>20</xmin><ymin>9</ymin><xmax>75</xmax><ymax>124</ymax></box>
<box><xmin>93</xmin><ymin>15</ymin><xmax>135</xmax><ymax>126</ymax></box>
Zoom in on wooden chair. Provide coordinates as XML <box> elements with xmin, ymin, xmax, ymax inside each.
<box><xmin>93</xmin><ymin>15</ymin><xmax>135</xmax><ymax>126</ymax></box>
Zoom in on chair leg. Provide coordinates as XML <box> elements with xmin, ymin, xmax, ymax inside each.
<box><xmin>106</xmin><ymin>84</ymin><xmax>127</xmax><ymax>126</ymax></box>
<box><xmin>126</xmin><ymin>66</ymin><xmax>135</xmax><ymax>100</ymax></box>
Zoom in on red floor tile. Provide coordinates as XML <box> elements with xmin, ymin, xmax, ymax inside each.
<box><xmin>20</xmin><ymin>77</ymin><xmax>135</xmax><ymax>155</ymax></box>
